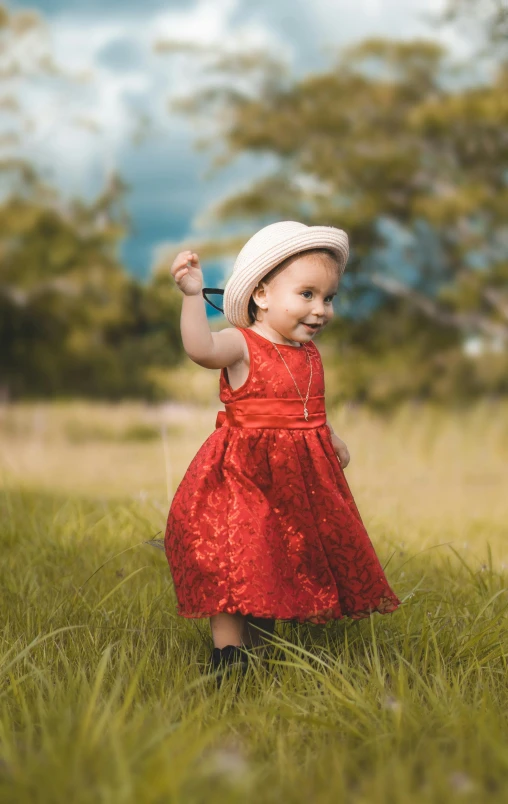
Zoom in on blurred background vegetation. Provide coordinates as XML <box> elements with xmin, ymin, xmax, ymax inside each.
<box><xmin>2</xmin><ymin>7</ymin><xmax>508</xmax><ymax>798</ymax></box>
<box><xmin>1</xmin><ymin>0</ymin><xmax>507</xmax><ymax>410</ymax></box>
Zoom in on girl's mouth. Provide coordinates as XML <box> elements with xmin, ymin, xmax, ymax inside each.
<box><xmin>302</xmin><ymin>323</ymin><xmax>321</xmax><ymax>333</ymax></box>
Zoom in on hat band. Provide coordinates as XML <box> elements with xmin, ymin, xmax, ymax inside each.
<box><xmin>202</xmin><ymin>288</ymin><xmax>224</xmax><ymax>314</ymax></box>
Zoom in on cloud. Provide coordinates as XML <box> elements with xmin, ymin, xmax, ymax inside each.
<box><xmin>228</xmin><ymin>0</ymin><xmax>330</xmax><ymax>74</ymax></box>
<box><xmin>96</xmin><ymin>37</ymin><xmax>147</xmax><ymax>72</ymax></box>
<box><xmin>11</xmin><ymin>0</ymin><xmax>278</xmax><ymax>207</ymax></box>
<box><xmin>7</xmin><ymin>0</ymin><xmax>198</xmax><ymax>20</ymax></box>
<box><xmin>6</xmin><ymin>0</ymin><xmax>476</xmax><ymax>280</ymax></box>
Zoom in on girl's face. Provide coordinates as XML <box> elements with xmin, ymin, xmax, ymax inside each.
<box><xmin>251</xmin><ymin>253</ymin><xmax>340</xmax><ymax>345</ymax></box>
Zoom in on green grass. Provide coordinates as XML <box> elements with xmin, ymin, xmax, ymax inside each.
<box><xmin>1</xmin><ymin>488</ymin><xmax>508</xmax><ymax>803</ymax></box>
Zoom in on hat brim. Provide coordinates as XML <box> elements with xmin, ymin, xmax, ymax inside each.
<box><xmin>223</xmin><ymin>226</ymin><xmax>349</xmax><ymax>328</ymax></box>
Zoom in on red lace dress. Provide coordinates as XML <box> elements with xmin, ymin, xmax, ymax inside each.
<box><xmin>164</xmin><ymin>326</ymin><xmax>401</xmax><ymax>623</ymax></box>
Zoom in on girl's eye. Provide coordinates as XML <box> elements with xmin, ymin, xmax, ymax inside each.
<box><xmin>301</xmin><ymin>291</ymin><xmax>335</xmax><ymax>303</ymax></box>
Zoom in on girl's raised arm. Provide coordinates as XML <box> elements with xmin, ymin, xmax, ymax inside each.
<box><xmin>171</xmin><ymin>250</ymin><xmax>245</xmax><ymax>370</ymax></box>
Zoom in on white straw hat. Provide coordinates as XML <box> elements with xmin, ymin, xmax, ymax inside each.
<box><xmin>223</xmin><ymin>221</ymin><xmax>349</xmax><ymax>328</ymax></box>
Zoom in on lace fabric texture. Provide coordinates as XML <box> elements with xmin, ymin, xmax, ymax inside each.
<box><xmin>164</xmin><ymin>327</ymin><xmax>401</xmax><ymax>623</ymax></box>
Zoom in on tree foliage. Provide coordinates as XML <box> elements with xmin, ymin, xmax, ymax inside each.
<box><xmin>0</xmin><ymin>3</ymin><xmax>183</xmax><ymax>400</ymax></box>
<box><xmin>2</xmin><ymin>3</ymin><xmax>508</xmax><ymax>406</ymax></box>
<box><xmin>0</xmin><ymin>177</ymin><xmax>183</xmax><ymax>399</ymax></box>
<box><xmin>158</xmin><ymin>25</ymin><xmax>508</xmax><ymax>407</ymax></box>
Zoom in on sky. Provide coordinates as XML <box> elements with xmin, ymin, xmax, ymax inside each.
<box><xmin>5</xmin><ymin>0</ymin><xmax>476</xmax><ymax>297</ymax></box>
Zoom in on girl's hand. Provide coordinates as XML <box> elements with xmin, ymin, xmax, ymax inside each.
<box><xmin>331</xmin><ymin>433</ymin><xmax>350</xmax><ymax>469</ymax></box>
<box><xmin>171</xmin><ymin>251</ymin><xmax>203</xmax><ymax>296</ymax></box>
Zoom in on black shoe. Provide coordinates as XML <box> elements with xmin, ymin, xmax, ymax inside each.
<box><xmin>210</xmin><ymin>644</ymin><xmax>249</xmax><ymax>685</ymax></box>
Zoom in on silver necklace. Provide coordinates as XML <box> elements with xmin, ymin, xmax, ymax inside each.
<box><xmin>271</xmin><ymin>341</ymin><xmax>313</xmax><ymax>420</ymax></box>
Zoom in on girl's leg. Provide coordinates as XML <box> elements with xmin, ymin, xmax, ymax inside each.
<box><xmin>209</xmin><ymin>612</ymin><xmax>246</xmax><ymax>648</ymax></box>
<box><xmin>209</xmin><ymin>612</ymin><xmax>275</xmax><ymax>648</ymax></box>
<box><xmin>244</xmin><ymin>615</ymin><xmax>276</xmax><ymax>648</ymax></box>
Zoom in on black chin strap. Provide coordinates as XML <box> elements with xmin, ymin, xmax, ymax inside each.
<box><xmin>202</xmin><ymin>287</ymin><xmax>224</xmax><ymax>314</ymax></box>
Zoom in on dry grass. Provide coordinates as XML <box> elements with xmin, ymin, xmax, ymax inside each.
<box><xmin>1</xmin><ymin>399</ymin><xmax>506</xmax><ymax>563</ymax></box>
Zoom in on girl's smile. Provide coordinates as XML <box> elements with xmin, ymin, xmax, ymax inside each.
<box><xmin>251</xmin><ymin>253</ymin><xmax>339</xmax><ymax>346</ymax></box>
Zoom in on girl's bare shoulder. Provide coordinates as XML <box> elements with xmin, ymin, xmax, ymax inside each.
<box><xmin>202</xmin><ymin>326</ymin><xmax>249</xmax><ymax>370</ymax></box>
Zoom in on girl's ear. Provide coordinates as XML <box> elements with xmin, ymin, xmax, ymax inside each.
<box><xmin>252</xmin><ymin>280</ymin><xmax>268</xmax><ymax>307</ymax></box>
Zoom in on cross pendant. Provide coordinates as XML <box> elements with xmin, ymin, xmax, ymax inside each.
<box><xmin>304</xmin><ymin>407</ymin><xmax>309</xmax><ymax>421</ymax></box>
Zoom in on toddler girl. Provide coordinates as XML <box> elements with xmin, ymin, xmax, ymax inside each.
<box><xmin>165</xmin><ymin>221</ymin><xmax>400</xmax><ymax>676</ymax></box>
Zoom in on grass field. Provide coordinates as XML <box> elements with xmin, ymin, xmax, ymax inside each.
<box><xmin>1</xmin><ymin>400</ymin><xmax>508</xmax><ymax>803</ymax></box>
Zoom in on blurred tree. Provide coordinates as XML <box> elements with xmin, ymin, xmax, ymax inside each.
<box><xmin>436</xmin><ymin>0</ymin><xmax>508</xmax><ymax>58</ymax></box>
<box><xmin>0</xmin><ymin>173</ymin><xmax>183</xmax><ymax>398</ymax></box>
<box><xmin>0</xmin><ymin>3</ymin><xmax>183</xmax><ymax>400</ymax></box>
<box><xmin>155</xmin><ymin>33</ymin><xmax>508</xmax><ymax>407</ymax></box>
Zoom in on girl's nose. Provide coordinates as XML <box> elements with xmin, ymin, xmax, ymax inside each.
<box><xmin>312</xmin><ymin>301</ymin><xmax>325</xmax><ymax>316</ymax></box>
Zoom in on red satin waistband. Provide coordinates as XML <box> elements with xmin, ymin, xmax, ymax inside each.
<box><xmin>215</xmin><ymin>395</ymin><xmax>327</xmax><ymax>430</ymax></box>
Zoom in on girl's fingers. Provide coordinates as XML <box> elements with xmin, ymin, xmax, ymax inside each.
<box><xmin>336</xmin><ymin>448</ymin><xmax>349</xmax><ymax>467</ymax></box>
<box><xmin>171</xmin><ymin>251</ymin><xmax>199</xmax><ymax>275</ymax></box>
